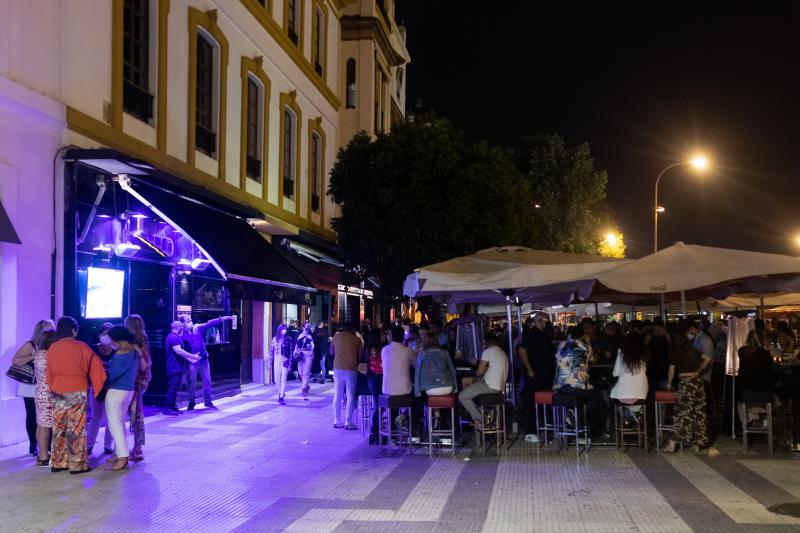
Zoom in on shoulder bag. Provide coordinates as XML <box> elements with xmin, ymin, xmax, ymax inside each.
<box><xmin>5</xmin><ymin>342</ymin><xmax>36</xmax><ymax>384</ymax></box>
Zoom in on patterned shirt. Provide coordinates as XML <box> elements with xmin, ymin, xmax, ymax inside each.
<box><xmin>270</xmin><ymin>336</ymin><xmax>293</xmax><ymax>360</ymax></box>
<box><xmin>553</xmin><ymin>338</ymin><xmax>592</xmax><ymax>390</ymax></box>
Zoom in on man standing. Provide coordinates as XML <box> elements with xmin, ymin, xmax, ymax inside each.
<box><xmin>459</xmin><ymin>332</ymin><xmax>509</xmax><ymax>428</ymax></box>
<box><xmin>313</xmin><ymin>320</ymin><xmax>330</xmax><ymax>383</ymax></box>
<box><xmin>518</xmin><ymin>313</ymin><xmax>557</xmax><ymax>441</ymax></box>
<box><xmin>180</xmin><ymin>314</ymin><xmax>233</xmax><ymax>410</ymax></box>
<box><xmin>163</xmin><ymin>321</ymin><xmax>199</xmax><ymax>415</ymax></box>
<box><xmin>329</xmin><ymin>323</ymin><xmax>363</xmax><ymax>429</ymax></box>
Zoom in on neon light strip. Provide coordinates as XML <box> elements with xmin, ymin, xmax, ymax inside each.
<box><xmin>116</xmin><ymin>175</ymin><xmax>227</xmax><ymax>280</ymax></box>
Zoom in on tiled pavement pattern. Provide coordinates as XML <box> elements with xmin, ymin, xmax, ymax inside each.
<box><xmin>2</xmin><ymin>383</ymin><xmax>800</xmax><ymax>532</ymax></box>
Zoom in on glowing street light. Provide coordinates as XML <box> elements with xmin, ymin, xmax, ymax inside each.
<box><xmin>604</xmin><ymin>232</ymin><xmax>618</xmax><ymax>246</ymax></box>
<box><xmin>653</xmin><ymin>153</ymin><xmax>712</xmax><ymax>253</ymax></box>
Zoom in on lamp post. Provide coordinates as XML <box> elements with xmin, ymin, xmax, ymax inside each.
<box><xmin>653</xmin><ymin>155</ymin><xmax>709</xmax><ymax>318</ymax></box>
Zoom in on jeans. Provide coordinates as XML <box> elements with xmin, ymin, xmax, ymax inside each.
<box><xmin>23</xmin><ymin>397</ymin><xmax>36</xmax><ymax>451</ymax></box>
<box><xmin>164</xmin><ymin>372</ymin><xmax>181</xmax><ymax>410</ymax></box>
<box><xmin>367</xmin><ymin>373</ymin><xmax>382</xmax><ymax>438</ymax></box>
<box><xmin>273</xmin><ymin>356</ymin><xmax>290</xmax><ymax>398</ymax></box>
<box><xmin>316</xmin><ymin>350</ymin><xmax>327</xmax><ymax>381</ymax></box>
<box><xmin>333</xmin><ymin>369</ymin><xmax>357</xmax><ymax>426</ymax></box>
<box><xmin>105</xmin><ymin>388</ymin><xmax>134</xmax><ymax>458</ymax></box>
<box><xmin>298</xmin><ymin>352</ymin><xmax>314</xmax><ymax>390</ymax></box>
<box><xmin>557</xmin><ymin>385</ymin><xmax>606</xmax><ymax>439</ymax></box>
<box><xmin>186</xmin><ymin>358</ymin><xmax>213</xmax><ymax>404</ymax></box>
<box><xmin>458</xmin><ymin>379</ymin><xmax>500</xmax><ymax>422</ymax></box>
<box><xmin>86</xmin><ymin>387</ymin><xmax>113</xmax><ymax>451</ymax></box>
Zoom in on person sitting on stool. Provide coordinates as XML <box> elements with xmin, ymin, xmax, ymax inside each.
<box><xmin>459</xmin><ymin>332</ymin><xmax>508</xmax><ymax>429</ymax></box>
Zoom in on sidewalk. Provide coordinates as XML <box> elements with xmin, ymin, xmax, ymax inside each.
<box><xmin>2</xmin><ymin>382</ymin><xmax>800</xmax><ymax>532</ymax></box>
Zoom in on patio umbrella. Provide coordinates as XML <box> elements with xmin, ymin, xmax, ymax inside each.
<box><xmin>596</xmin><ymin>242</ymin><xmax>800</xmax><ymax>315</ymax></box>
<box><xmin>404</xmin><ymin>246</ymin><xmax>629</xmax><ymax>415</ymax></box>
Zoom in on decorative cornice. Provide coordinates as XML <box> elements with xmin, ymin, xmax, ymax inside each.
<box><xmin>340</xmin><ymin>16</ymin><xmax>408</xmax><ymax>67</ymax></box>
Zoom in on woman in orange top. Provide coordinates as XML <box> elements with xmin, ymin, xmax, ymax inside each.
<box><xmin>46</xmin><ymin>316</ymin><xmax>107</xmax><ymax>474</ymax></box>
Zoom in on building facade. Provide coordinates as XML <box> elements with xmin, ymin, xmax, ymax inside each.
<box><xmin>0</xmin><ymin>0</ymin><xmax>408</xmax><ymax>446</ymax></box>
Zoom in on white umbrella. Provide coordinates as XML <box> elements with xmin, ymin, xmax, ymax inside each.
<box><xmin>597</xmin><ymin>242</ymin><xmax>800</xmax><ymax>315</ymax></box>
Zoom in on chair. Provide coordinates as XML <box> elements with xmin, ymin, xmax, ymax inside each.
<box><xmin>552</xmin><ymin>394</ymin><xmax>589</xmax><ymax>459</ymax></box>
<box><xmin>377</xmin><ymin>394</ymin><xmax>413</xmax><ymax>451</ymax></box>
<box><xmin>741</xmin><ymin>390</ymin><xmax>774</xmax><ymax>453</ymax></box>
<box><xmin>426</xmin><ymin>394</ymin><xmax>457</xmax><ymax>457</ymax></box>
<box><xmin>473</xmin><ymin>393</ymin><xmax>505</xmax><ymax>455</ymax></box>
<box><xmin>358</xmin><ymin>394</ymin><xmax>374</xmax><ymax>438</ymax></box>
<box><xmin>534</xmin><ymin>390</ymin><xmax>555</xmax><ymax>445</ymax></box>
<box><xmin>654</xmin><ymin>390</ymin><xmax>681</xmax><ymax>452</ymax></box>
<box><xmin>613</xmin><ymin>400</ymin><xmax>648</xmax><ymax>453</ymax></box>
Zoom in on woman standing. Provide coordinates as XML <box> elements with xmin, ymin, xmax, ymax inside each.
<box><xmin>103</xmin><ymin>326</ymin><xmax>143</xmax><ymax>471</ymax></box>
<box><xmin>11</xmin><ymin>319</ymin><xmax>55</xmax><ymax>456</ymax></box>
<box><xmin>125</xmin><ymin>315</ymin><xmax>151</xmax><ymax>461</ymax></box>
<box><xmin>87</xmin><ymin>322</ymin><xmax>115</xmax><ymax>456</ymax></box>
<box><xmin>270</xmin><ymin>324</ymin><xmax>293</xmax><ymax>405</ymax></box>
<box><xmin>33</xmin><ymin>330</ymin><xmax>58</xmax><ymax>467</ymax></box>
<box><xmin>294</xmin><ymin>323</ymin><xmax>315</xmax><ymax>396</ymax></box>
<box><xmin>46</xmin><ymin>316</ymin><xmax>106</xmax><ymax>474</ymax></box>
<box><xmin>662</xmin><ymin>331</ymin><xmax>712</xmax><ymax>452</ymax></box>
<box><xmin>365</xmin><ymin>329</ymin><xmax>385</xmax><ymax>445</ymax></box>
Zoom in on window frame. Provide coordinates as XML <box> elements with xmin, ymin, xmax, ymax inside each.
<box><xmin>311</xmin><ymin>1</ymin><xmax>328</xmax><ymax>81</ymax></box>
<box><xmin>284</xmin><ymin>0</ymin><xmax>304</xmax><ymax>49</ymax></box>
<box><xmin>278</xmin><ymin>92</ymin><xmax>302</xmax><ymax>210</ymax></box>
<box><xmin>240</xmin><ymin>56</ymin><xmax>271</xmax><ymax>194</ymax></box>
<box><xmin>346</xmin><ymin>58</ymin><xmax>357</xmax><ymax>109</ymax></box>
<box><xmin>307</xmin><ymin>122</ymin><xmax>325</xmax><ymax>218</ymax></box>
<box><xmin>122</xmin><ymin>0</ymin><xmax>154</xmax><ymax>122</ymax></box>
<box><xmin>195</xmin><ymin>31</ymin><xmax>217</xmax><ymax>157</ymax></box>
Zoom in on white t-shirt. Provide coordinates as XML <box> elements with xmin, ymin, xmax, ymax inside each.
<box><xmin>481</xmin><ymin>346</ymin><xmax>509</xmax><ymax>392</ymax></box>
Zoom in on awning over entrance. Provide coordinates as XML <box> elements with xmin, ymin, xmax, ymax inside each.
<box><xmin>131</xmin><ymin>179</ymin><xmax>315</xmax><ymax>292</ymax></box>
<box><xmin>64</xmin><ymin>147</ymin><xmax>315</xmax><ymax>294</ymax></box>
<box><xmin>0</xmin><ymin>199</ymin><xmax>21</xmax><ymax>244</ymax></box>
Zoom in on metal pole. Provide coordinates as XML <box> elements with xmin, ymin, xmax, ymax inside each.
<box><xmin>594</xmin><ymin>302</ymin><xmax>600</xmax><ymax>320</ymax></box>
<box><xmin>515</xmin><ymin>300</ymin><xmax>524</xmax><ymax>339</ymax></box>
<box><xmin>505</xmin><ymin>295</ymin><xmax>519</xmax><ymax>436</ymax></box>
<box><xmin>654</xmin><ymin>162</ymin><xmax>685</xmax><ymax>321</ymax></box>
<box><xmin>681</xmin><ymin>289</ymin><xmax>687</xmax><ymax>317</ymax></box>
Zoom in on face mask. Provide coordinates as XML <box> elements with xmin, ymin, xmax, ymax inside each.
<box><xmin>687</xmin><ymin>333</ymin><xmax>695</xmax><ymax>340</ymax></box>
<box><xmin>100</xmin><ymin>334</ymin><xmax>112</xmax><ymax>346</ymax></box>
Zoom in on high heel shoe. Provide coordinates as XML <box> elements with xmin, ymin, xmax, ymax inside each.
<box><xmin>111</xmin><ymin>457</ymin><xmax>129</xmax><ymax>471</ymax></box>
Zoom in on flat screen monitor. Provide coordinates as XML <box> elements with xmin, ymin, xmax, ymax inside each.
<box><xmin>85</xmin><ymin>267</ymin><xmax>125</xmax><ymax>319</ymax></box>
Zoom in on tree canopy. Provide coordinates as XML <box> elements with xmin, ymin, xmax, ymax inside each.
<box><xmin>328</xmin><ymin>119</ymin><xmax>619</xmax><ymax>301</ymax></box>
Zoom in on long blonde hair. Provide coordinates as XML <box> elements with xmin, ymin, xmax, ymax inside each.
<box><xmin>30</xmin><ymin>319</ymin><xmax>55</xmax><ymax>348</ymax></box>
<box><xmin>125</xmin><ymin>314</ymin><xmax>148</xmax><ymax>347</ymax></box>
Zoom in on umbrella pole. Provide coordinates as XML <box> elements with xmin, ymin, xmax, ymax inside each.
<box><xmin>660</xmin><ymin>293</ymin><xmax>666</xmax><ymax>320</ymax></box>
<box><xmin>504</xmin><ymin>295</ymin><xmax>518</xmax><ymax>435</ymax></box>
<box><xmin>681</xmin><ymin>290</ymin><xmax>687</xmax><ymax>317</ymax></box>
<box><xmin>594</xmin><ymin>302</ymin><xmax>600</xmax><ymax>320</ymax></box>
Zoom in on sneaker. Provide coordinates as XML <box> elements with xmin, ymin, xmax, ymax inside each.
<box><xmin>162</xmin><ymin>408</ymin><xmax>180</xmax><ymax>416</ymax></box>
<box><xmin>278</xmin><ymin>397</ymin><xmax>286</xmax><ymax>405</ymax></box>
<box><xmin>204</xmin><ymin>402</ymin><xmax>218</xmax><ymax>410</ymax></box>
<box><xmin>28</xmin><ymin>445</ymin><xmax>38</xmax><ymax>456</ymax></box>
<box><xmin>301</xmin><ymin>387</ymin><xmax>310</xmax><ymax>397</ymax></box>
<box><xmin>524</xmin><ymin>433</ymin><xmax>540</xmax><ymax>444</ymax></box>
<box><xmin>187</xmin><ymin>402</ymin><xmax>196</xmax><ymax>411</ymax></box>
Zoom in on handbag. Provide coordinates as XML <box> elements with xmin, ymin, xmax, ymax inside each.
<box><xmin>6</xmin><ymin>341</ymin><xmax>36</xmax><ymax>384</ymax></box>
<box><xmin>6</xmin><ymin>360</ymin><xmax>35</xmax><ymax>384</ymax></box>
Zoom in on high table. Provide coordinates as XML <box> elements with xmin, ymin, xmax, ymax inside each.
<box><xmin>778</xmin><ymin>359</ymin><xmax>800</xmax><ymax>451</ymax></box>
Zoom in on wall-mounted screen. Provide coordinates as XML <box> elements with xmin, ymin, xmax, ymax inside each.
<box><xmin>85</xmin><ymin>267</ymin><xmax>125</xmax><ymax>319</ymax></box>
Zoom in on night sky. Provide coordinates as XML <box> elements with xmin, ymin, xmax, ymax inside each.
<box><xmin>395</xmin><ymin>4</ymin><xmax>800</xmax><ymax>258</ymax></box>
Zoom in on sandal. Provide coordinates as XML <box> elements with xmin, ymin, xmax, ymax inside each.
<box><xmin>129</xmin><ymin>451</ymin><xmax>144</xmax><ymax>462</ymax></box>
<box><xmin>333</xmin><ymin>423</ymin><xmax>344</xmax><ymax>429</ymax></box>
<box><xmin>36</xmin><ymin>456</ymin><xmax>50</xmax><ymax>467</ymax></box>
<box><xmin>111</xmin><ymin>457</ymin><xmax>129</xmax><ymax>471</ymax></box>
<box><xmin>344</xmin><ymin>424</ymin><xmax>358</xmax><ymax>430</ymax></box>
<box><xmin>106</xmin><ymin>455</ymin><xmax>118</xmax><ymax>464</ymax></box>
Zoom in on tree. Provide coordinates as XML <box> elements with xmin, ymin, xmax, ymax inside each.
<box><xmin>597</xmin><ymin>229</ymin><xmax>626</xmax><ymax>258</ymax></box>
<box><xmin>515</xmin><ymin>134</ymin><xmax>610</xmax><ymax>254</ymax></box>
<box><xmin>328</xmin><ymin>114</ymin><xmax>530</xmax><ymax>303</ymax></box>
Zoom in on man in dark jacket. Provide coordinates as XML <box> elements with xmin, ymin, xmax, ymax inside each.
<box><xmin>518</xmin><ymin>312</ymin><xmax>556</xmax><ymax>441</ymax></box>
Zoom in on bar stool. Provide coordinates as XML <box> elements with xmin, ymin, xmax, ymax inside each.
<box><xmin>377</xmin><ymin>394</ymin><xmax>413</xmax><ymax>450</ymax></box>
<box><xmin>654</xmin><ymin>390</ymin><xmax>681</xmax><ymax>451</ymax></box>
<box><xmin>552</xmin><ymin>394</ymin><xmax>589</xmax><ymax>459</ymax></box>
<box><xmin>741</xmin><ymin>390</ymin><xmax>774</xmax><ymax>453</ymax></box>
<box><xmin>358</xmin><ymin>394</ymin><xmax>374</xmax><ymax>438</ymax></box>
<box><xmin>473</xmin><ymin>393</ymin><xmax>506</xmax><ymax>455</ymax></box>
<box><xmin>534</xmin><ymin>390</ymin><xmax>555</xmax><ymax>445</ymax></box>
<box><xmin>426</xmin><ymin>394</ymin><xmax>457</xmax><ymax>457</ymax></box>
<box><xmin>613</xmin><ymin>400</ymin><xmax>648</xmax><ymax>453</ymax></box>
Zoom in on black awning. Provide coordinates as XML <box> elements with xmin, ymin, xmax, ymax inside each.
<box><xmin>132</xmin><ymin>179</ymin><xmax>315</xmax><ymax>292</ymax></box>
<box><xmin>0</xmin><ymin>199</ymin><xmax>21</xmax><ymax>244</ymax></box>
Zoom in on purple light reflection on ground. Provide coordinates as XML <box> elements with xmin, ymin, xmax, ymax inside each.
<box><xmin>82</xmin><ymin>477</ymin><xmax>97</xmax><ymax>490</ymax></box>
<box><xmin>58</xmin><ymin>495</ymin><xmax>69</xmax><ymax>503</ymax></box>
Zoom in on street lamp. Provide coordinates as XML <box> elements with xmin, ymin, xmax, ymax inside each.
<box><xmin>653</xmin><ymin>154</ymin><xmax>710</xmax><ymax>253</ymax></box>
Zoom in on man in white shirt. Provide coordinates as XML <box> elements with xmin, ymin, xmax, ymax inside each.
<box><xmin>459</xmin><ymin>332</ymin><xmax>509</xmax><ymax>427</ymax></box>
<box><xmin>381</xmin><ymin>326</ymin><xmax>416</xmax><ymax>396</ymax></box>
